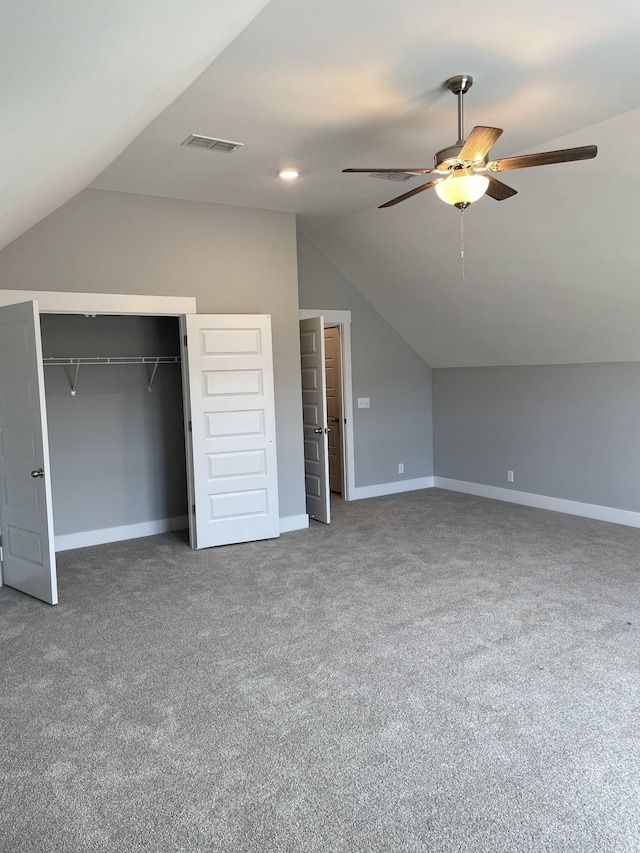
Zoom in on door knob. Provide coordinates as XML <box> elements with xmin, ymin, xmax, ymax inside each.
<box><xmin>330</xmin><ymin>417</ymin><xmax>340</xmax><ymax>423</ymax></box>
<box><xmin>31</xmin><ymin>468</ymin><xmax>44</xmax><ymax>478</ymax></box>
<box><xmin>314</xmin><ymin>427</ymin><xmax>323</xmax><ymax>434</ymax></box>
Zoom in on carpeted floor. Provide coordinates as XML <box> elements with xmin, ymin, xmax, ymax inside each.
<box><xmin>1</xmin><ymin>489</ymin><xmax>639</xmax><ymax>852</ymax></box>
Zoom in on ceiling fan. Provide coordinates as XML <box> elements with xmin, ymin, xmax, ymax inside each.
<box><xmin>343</xmin><ymin>75</ymin><xmax>597</xmax><ymax>210</ymax></box>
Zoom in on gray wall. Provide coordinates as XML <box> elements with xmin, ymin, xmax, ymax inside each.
<box><xmin>298</xmin><ymin>232</ymin><xmax>433</xmax><ymax>487</ymax></box>
<box><xmin>41</xmin><ymin>315</ymin><xmax>186</xmax><ymax>535</ymax></box>
<box><xmin>0</xmin><ymin>189</ymin><xmax>306</xmax><ymax>521</ymax></box>
<box><xmin>433</xmin><ymin>363</ymin><xmax>640</xmax><ymax>512</ymax></box>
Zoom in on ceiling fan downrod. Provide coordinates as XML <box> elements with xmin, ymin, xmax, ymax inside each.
<box><xmin>446</xmin><ymin>74</ymin><xmax>473</xmax><ymax>145</ymax></box>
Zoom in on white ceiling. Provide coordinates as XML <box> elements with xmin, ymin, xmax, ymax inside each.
<box><xmin>8</xmin><ymin>0</ymin><xmax>640</xmax><ymax>366</ymax></box>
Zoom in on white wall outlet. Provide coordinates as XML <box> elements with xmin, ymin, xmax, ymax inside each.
<box><xmin>507</xmin><ymin>470</ymin><xmax>514</xmax><ymax>483</ymax></box>
<box><xmin>398</xmin><ymin>463</ymin><xmax>404</xmax><ymax>474</ymax></box>
<box><xmin>357</xmin><ymin>397</ymin><xmax>370</xmax><ymax>409</ymax></box>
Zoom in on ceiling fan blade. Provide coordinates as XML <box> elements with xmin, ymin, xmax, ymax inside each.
<box><xmin>459</xmin><ymin>126</ymin><xmax>503</xmax><ymax>163</ymax></box>
<box><xmin>343</xmin><ymin>167</ymin><xmax>434</xmax><ymax>174</ymax></box>
<box><xmin>485</xmin><ymin>175</ymin><xmax>518</xmax><ymax>201</ymax></box>
<box><xmin>488</xmin><ymin>144</ymin><xmax>597</xmax><ymax>172</ymax></box>
<box><xmin>379</xmin><ymin>178</ymin><xmax>441</xmax><ymax>208</ymax></box>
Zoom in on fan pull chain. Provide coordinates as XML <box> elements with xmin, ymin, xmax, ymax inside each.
<box><xmin>460</xmin><ymin>209</ymin><xmax>465</xmax><ymax>283</ymax></box>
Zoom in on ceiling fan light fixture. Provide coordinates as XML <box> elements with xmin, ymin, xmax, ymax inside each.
<box><xmin>435</xmin><ymin>172</ymin><xmax>489</xmax><ymax>209</ymax></box>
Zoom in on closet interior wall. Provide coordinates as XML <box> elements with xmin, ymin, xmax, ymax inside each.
<box><xmin>40</xmin><ymin>314</ymin><xmax>187</xmax><ymax>544</ymax></box>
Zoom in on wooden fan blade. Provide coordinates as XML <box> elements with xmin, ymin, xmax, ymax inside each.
<box><xmin>488</xmin><ymin>144</ymin><xmax>597</xmax><ymax>172</ymax></box>
<box><xmin>378</xmin><ymin>178</ymin><xmax>441</xmax><ymax>208</ymax></box>
<box><xmin>459</xmin><ymin>126</ymin><xmax>503</xmax><ymax>163</ymax></box>
<box><xmin>485</xmin><ymin>175</ymin><xmax>518</xmax><ymax>201</ymax></box>
<box><xmin>343</xmin><ymin>167</ymin><xmax>434</xmax><ymax>174</ymax></box>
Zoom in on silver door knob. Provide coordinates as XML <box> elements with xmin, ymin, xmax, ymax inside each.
<box><xmin>31</xmin><ymin>468</ymin><xmax>44</xmax><ymax>478</ymax></box>
<box><xmin>314</xmin><ymin>427</ymin><xmax>323</xmax><ymax>434</ymax></box>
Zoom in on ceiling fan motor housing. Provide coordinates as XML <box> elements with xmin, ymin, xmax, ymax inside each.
<box><xmin>434</xmin><ymin>143</ymin><xmax>465</xmax><ymax>171</ymax></box>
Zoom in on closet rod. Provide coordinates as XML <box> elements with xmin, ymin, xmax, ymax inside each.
<box><xmin>42</xmin><ymin>356</ymin><xmax>181</xmax><ymax>365</ymax></box>
<box><xmin>42</xmin><ymin>356</ymin><xmax>181</xmax><ymax>395</ymax></box>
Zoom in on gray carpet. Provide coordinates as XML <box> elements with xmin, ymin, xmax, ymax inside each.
<box><xmin>1</xmin><ymin>489</ymin><xmax>639</xmax><ymax>852</ymax></box>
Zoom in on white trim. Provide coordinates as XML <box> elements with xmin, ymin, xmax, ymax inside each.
<box><xmin>433</xmin><ymin>478</ymin><xmax>640</xmax><ymax>529</ymax></box>
<box><xmin>0</xmin><ymin>290</ymin><xmax>197</xmax><ymax>315</ymax></box>
<box><xmin>54</xmin><ymin>516</ymin><xmax>189</xmax><ymax>551</ymax></box>
<box><xmin>351</xmin><ymin>477</ymin><xmax>434</xmax><ymax>500</ymax></box>
<box><xmin>299</xmin><ymin>309</ymin><xmax>352</xmax><ymax>324</ymax></box>
<box><xmin>279</xmin><ymin>514</ymin><xmax>309</xmax><ymax>533</ymax></box>
<box><xmin>298</xmin><ymin>309</ymin><xmax>355</xmax><ymax>501</ymax></box>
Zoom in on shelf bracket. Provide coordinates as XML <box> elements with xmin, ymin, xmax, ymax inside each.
<box><xmin>147</xmin><ymin>358</ymin><xmax>160</xmax><ymax>392</ymax></box>
<box><xmin>70</xmin><ymin>361</ymin><xmax>80</xmax><ymax>396</ymax></box>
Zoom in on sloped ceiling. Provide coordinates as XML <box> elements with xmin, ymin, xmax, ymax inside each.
<box><xmin>8</xmin><ymin>0</ymin><xmax>640</xmax><ymax>367</ymax></box>
<box><xmin>309</xmin><ymin>108</ymin><xmax>640</xmax><ymax>367</ymax></box>
<box><xmin>0</xmin><ymin>0</ymin><xmax>271</xmax><ymax>251</ymax></box>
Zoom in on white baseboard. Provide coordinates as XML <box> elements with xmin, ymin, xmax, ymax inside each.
<box><xmin>433</xmin><ymin>478</ymin><xmax>640</xmax><ymax>529</ymax></box>
<box><xmin>55</xmin><ymin>515</ymin><xmax>189</xmax><ymax>551</ymax></box>
<box><xmin>350</xmin><ymin>477</ymin><xmax>435</xmax><ymax>501</ymax></box>
<box><xmin>280</xmin><ymin>514</ymin><xmax>309</xmax><ymax>533</ymax></box>
<box><xmin>55</xmin><ymin>512</ymin><xmax>309</xmax><ymax>550</ymax></box>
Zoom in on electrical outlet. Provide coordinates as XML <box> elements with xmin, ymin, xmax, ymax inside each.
<box><xmin>507</xmin><ymin>470</ymin><xmax>514</xmax><ymax>483</ymax></box>
<box><xmin>398</xmin><ymin>463</ymin><xmax>404</xmax><ymax>474</ymax></box>
<box><xmin>357</xmin><ymin>397</ymin><xmax>370</xmax><ymax>409</ymax></box>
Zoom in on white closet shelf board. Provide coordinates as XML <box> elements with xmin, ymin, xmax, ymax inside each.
<box><xmin>0</xmin><ymin>290</ymin><xmax>197</xmax><ymax>315</ymax></box>
<box><xmin>43</xmin><ymin>356</ymin><xmax>181</xmax><ymax>365</ymax></box>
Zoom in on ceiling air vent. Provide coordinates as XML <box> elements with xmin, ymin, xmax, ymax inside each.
<box><xmin>370</xmin><ymin>171</ymin><xmax>417</xmax><ymax>182</ymax></box>
<box><xmin>181</xmin><ymin>135</ymin><xmax>243</xmax><ymax>153</ymax></box>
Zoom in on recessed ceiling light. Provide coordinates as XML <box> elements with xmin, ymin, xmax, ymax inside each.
<box><xmin>278</xmin><ymin>168</ymin><xmax>299</xmax><ymax>180</ymax></box>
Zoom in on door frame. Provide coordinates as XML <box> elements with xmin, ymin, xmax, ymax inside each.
<box><xmin>298</xmin><ymin>309</ymin><xmax>354</xmax><ymax>501</ymax></box>
<box><xmin>0</xmin><ymin>290</ymin><xmax>196</xmax><ymax>316</ymax></box>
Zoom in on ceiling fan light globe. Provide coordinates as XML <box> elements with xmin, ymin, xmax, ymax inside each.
<box><xmin>435</xmin><ymin>173</ymin><xmax>489</xmax><ymax>206</ymax></box>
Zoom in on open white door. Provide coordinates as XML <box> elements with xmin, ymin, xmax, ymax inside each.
<box><xmin>181</xmin><ymin>314</ymin><xmax>280</xmax><ymax>549</ymax></box>
<box><xmin>0</xmin><ymin>301</ymin><xmax>57</xmax><ymax>604</ymax></box>
<box><xmin>299</xmin><ymin>317</ymin><xmax>330</xmax><ymax>524</ymax></box>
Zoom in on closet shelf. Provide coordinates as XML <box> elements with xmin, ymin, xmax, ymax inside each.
<box><xmin>43</xmin><ymin>356</ymin><xmax>181</xmax><ymax>366</ymax></box>
<box><xmin>42</xmin><ymin>356</ymin><xmax>181</xmax><ymax>395</ymax></box>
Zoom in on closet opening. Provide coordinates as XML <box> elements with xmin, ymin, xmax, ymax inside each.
<box><xmin>39</xmin><ymin>313</ymin><xmax>188</xmax><ymax>552</ymax></box>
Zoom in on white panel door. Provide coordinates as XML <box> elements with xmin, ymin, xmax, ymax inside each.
<box><xmin>299</xmin><ymin>317</ymin><xmax>330</xmax><ymax>524</ymax></box>
<box><xmin>182</xmin><ymin>314</ymin><xmax>280</xmax><ymax>549</ymax></box>
<box><xmin>0</xmin><ymin>301</ymin><xmax>57</xmax><ymax>604</ymax></box>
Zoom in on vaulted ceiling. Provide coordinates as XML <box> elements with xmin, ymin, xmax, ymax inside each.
<box><xmin>6</xmin><ymin>0</ymin><xmax>640</xmax><ymax>366</ymax></box>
